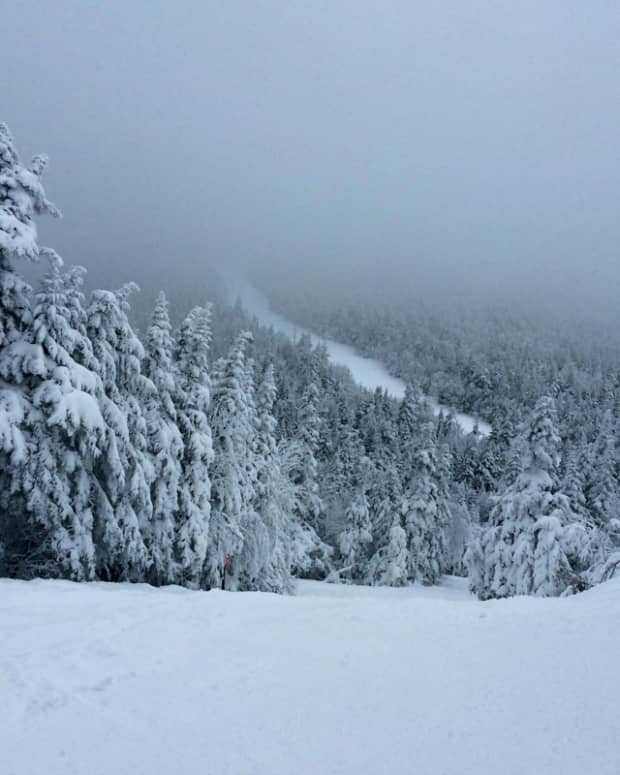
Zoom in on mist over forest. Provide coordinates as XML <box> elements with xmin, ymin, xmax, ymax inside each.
<box><xmin>3</xmin><ymin>1</ymin><xmax>620</xmax><ymax>317</ymax></box>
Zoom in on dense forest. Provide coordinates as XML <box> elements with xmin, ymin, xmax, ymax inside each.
<box><xmin>1</xmin><ymin>124</ymin><xmax>618</xmax><ymax>599</ymax></box>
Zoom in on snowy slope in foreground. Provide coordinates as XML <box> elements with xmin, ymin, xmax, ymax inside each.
<box><xmin>221</xmin><ymin>271</ymin><xmax>491</xmax><ymax>436</ymax></box>
<box><xmin>3</xmin><ymin>578</ymin><xmax>618</xmax><ymax>775</ymax></box>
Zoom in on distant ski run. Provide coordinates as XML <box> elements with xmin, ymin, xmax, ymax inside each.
<box><xmin>222</xmin><ymin>270</ymin><xmax>491</xmax><ymax>437</ymax></box>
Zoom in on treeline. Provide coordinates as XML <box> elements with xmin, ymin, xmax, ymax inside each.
<box><xmin>1</xmin><ymin>123</ymin><xmax>617</xmax><ymax>598</ymax></box>
<box><xmin>255</xmin><ymin>256</ymin><xmax>620</xmax><ymax>595</ymax></box>
<box><xmin>0</xmin><ymin>124</ymin><xmax>329</xmax><ymax>591</ymax></box>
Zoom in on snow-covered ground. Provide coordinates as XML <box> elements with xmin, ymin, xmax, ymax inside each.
<box><xmin>2</xmin><ymin>577</ymin><xmax>618</xmax><ymax>775</ymax></box>
<box><xmin>221</xmin><ymin>271</ymin><xmax>491</xmax><ymax>436</ymax></box>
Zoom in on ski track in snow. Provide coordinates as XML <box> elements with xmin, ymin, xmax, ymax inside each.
<box><xmin>2</xmin><ymin>577</ymin><xmax>619</xmax><ymax>775</ymax></box>
<box><xmin>221</xmin><ymin>271</ymin><xmax>491</xmax><ymax>437</ymax></box>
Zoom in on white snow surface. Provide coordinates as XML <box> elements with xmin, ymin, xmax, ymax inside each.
<box><xmin>2</xmin><ymin>576</ymin><xmax>619</xmax><ymax>775</ymax></box>
<box><xmin>221</xmin><ymin>270</ymin><xmax>491</xmax><ymax>436</ymax></box>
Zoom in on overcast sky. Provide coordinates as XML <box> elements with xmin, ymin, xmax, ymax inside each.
<box><xmin>2</xmin><ymin>1</ymin><xmax>619</xmax><ymax>306</ymax></box>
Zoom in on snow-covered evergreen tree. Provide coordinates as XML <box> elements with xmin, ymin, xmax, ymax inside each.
<box><xmin>444</xmin><ymin>486</ymin><xmax>472</xmax><ymax>576</ymax></box>
<box><xmin>338</xmin><ymin>487</ymin><xmax>373</xmax><ymax>582</ymax></box>
<box><xmin>470</xmin><ymin>397</ymin><xmax>592</xmax><ymax>598</ymax></box>
<box><xmin>401</xmin><ymin>421</ymin><xmax>448</xmax><ymax>585</ymax></box>
<box><xmin>562</xmin><ymin>447</ymin><xmax>588</xmax><ymax>518</ymax></box>
<box><xmin>0</xmin><ymin>123</ymin><xmax>59</xmax><ymax>347</ymax></box>
<box><xmin>397</xmin><ymin>382</ymin><xmax>431</xmax><ymax>475</ymax></box>
<box><xmin>87</xmin><ymin>285</ymin><xmax>153</xmax><ymax>581</ymax></box>
<box><xmin>236</xmin><ymin>364</ymin><xmax>295</xmax><ymax>592</ymax></box>
<box><xmin>464</xmin><ymin>528</ymin><xmax>485</xmax><ymax>596</ymax></box>
<box><xmin>23</xmin><ymin>254</ymin><xmax>106</xmax><ymax>579</ymax></box>
<box><xmin>366</xmin><ymin>517</ymin><xmax>408</xmax><ymax>586</ymax></box>
<box><xmin>292</xmin><ymin>380</ymin><xmax>324</xmax><ymax>533</ymax></box>
<box><xmin>278</xmin><ymin>438</ymin><xmax>333</xmax><ymax>581</ymax></box>
<box><xmin>174</xmin><ymin>305</ymin><xmax>214</xmax><ymax>587</ymax></box>
<box><xmin>206</xmin><ymin>330</ymin><xmax>253</xmax><ymax>588</ymax></box>
<box><xmin>143</xmin><ymin>291</ymin><xmax>183</xmax><ymax>584</ymax></box>
<box><xmin>0</xmin><ymin>125</ymin><xmax>67</xmax><ymax>576</ymax></box>
<box><xmin>586</xmin><ymin>411</ymin><xmax>619</xmax><ymax>534</ymax></box>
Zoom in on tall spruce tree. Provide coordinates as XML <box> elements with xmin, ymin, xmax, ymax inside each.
<box><xmin>206</xmin><ymin>330</ymin><xmax>254</xmax><ymax>588</ymax></box>
<box><xmin>174</xmin><ymin>305</ymin><xmax>214</xmax><ymax>587</ymax></box>
<box><xmin>292</xmin><ymin>380</ymin><xmax>324</xmax><ymax>533</ymax></box>
<box><xmin>87</xmin><ymin>285</ymin><xmax>153</xmax><ymax>581</ymax></box>
<box><xmin>470</xmin><ymin>397</ymin><xmax>593</xmax><ymax>598</ymax></box>
<box><xmin>238</xmin><ymin>363</ymin><xmax>294</xmax><ymax>592</ymax></box>
<box><xmin>24</xmin><ymin>254</ymin><xmax>106</xmax><ymax>579</ymax></box>
<box><xmin>0</xmin><ymin>125</ymin><xmax>64</xmax><ymax>575</ymax></box>
<box><xmin>401</xmin><ymin>420</ymin><xmax>448</xmax><ymax>585</ymax></box>
<box><xmin>144</xmin><ymin>292</ymin><xmax>183</xmax><ymax>584</ymax></box>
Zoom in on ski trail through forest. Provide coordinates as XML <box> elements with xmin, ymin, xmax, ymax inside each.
<box><xmin>221</xmin><ymin>269</ymin><xmax>491</xmax><ymax>436</ymax></box>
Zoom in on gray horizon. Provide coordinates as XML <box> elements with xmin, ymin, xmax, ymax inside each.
<box><xmin>2</xmin><ymin>1</ymin><xmax>619</xmax><ymax>313</ymax></box>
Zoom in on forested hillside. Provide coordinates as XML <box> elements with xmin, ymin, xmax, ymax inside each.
<box><xmin>1</xmin><ymin>124</ymin><xmax>618</xmax><ymax>598</ymax></box>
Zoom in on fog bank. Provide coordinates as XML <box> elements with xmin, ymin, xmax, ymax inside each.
<box><xmin>2</xmin><ymin>2</ymin><xmax>619</xmax><ymax>309</ymax></box>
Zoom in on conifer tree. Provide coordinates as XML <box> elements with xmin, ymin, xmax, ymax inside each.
<box><xmin>0</xmin><ymin>123</ymin><xmax>59</xmax><ymax>347</ymax></box>
<box><xmin>562</xmin><ymin>447</ymin><xmax>588</xmax><ymax>518</ymax></box>
<box><xmin>444</xmin><ymin>486</ymin><xmax>472</xmax><ymax>575</ymax></box>
<box><xmin>144</xmin><ymin>292</ymin><xmax>183</xmax><ymax>584</ymax></box>
<box><xmin>206</xmin><ymin>330</ymin><xmax>253</xmax><ymax>588</ymax></box>
<box><xmin>174</xmin><ymin>306</ymin><xmax>214</xmax><ymax>587</ymax></box>
<box><xmin>0</xmin><ymin>125</ymin><xmax>65</xmax><ymax>575</ymax></box>
<box><xmin>237</xmin><ymin>364</ymin><xmax>295</xmax><ymax>592</ymax></box>
<box><xmin>397</xmin><ymin>382</ymin><xmax>431</xmax><ymax>468</ymax></box>
<box><xmin>471</xmin><ymin>397</ymin><xmax>591</xmax><ymax>598</ymax></box>
<box><xmin>586</xmin><ymin>411</ymin><xmax>619</xmax><ymax>533</ymax></box>
<box><xmin>367</xmin><ymin>516</ymin><xmax>408</xmax><ymax>586</ymax></box>
<box><xmin>292</xmin><ymin>380</ymin><xmax>324</xmax><ymax>532</ymax></box>
<box><xmin>401</xmin><ymin>421</ymin><xmax>448</xmax><ymax>585</ymax></box>
<box><xmin>338</xmin><ymin>457</ymin><xmax>374</xmax><ymax>583</ymax></box>
<box><xmin>87</xmin><ymin>285</ymin><xmax>152</xmax><ymax>580</ymax></box>
<box><xmin>25</xmin><ymin>254</ymin><xmax>106</xmax><ymax>579</ymax></box>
